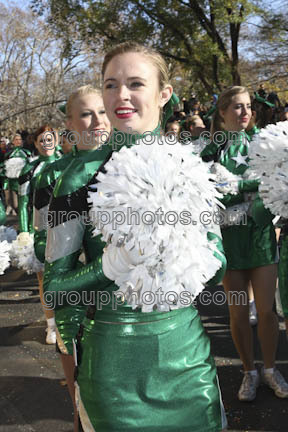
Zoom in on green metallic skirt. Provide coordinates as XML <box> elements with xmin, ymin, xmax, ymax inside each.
<box><xmin>55</xmin><ymin>305</ymin><xmax>87</xmax><ymax>355</ymax></box>
<box><xmin>221</xmin><ymin>217</ymin><xmax>277</xmax><ymax>270</ymax></box>
<box><xmin>279</xmin><ymin>234</ymin><xmax>288</xmax><ymax>318</ymax></box>
<box><xmin>76</xmin><ymin>302</ymin><xmax>226</xmax><ymax>432</ymax></box>
<box><xmin>7</xmin><ymin>178</ymin><xmax>19</xmax><ymax>192</ymax></box>
<box><xmin>0</xmin><ymin>198</ymin><xmax>6</xmax><ymax>225</ymax></box>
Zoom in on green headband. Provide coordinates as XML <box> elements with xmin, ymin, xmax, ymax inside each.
<box><xmin>58</xmin><ymin>103</ymin><xmax>66</xmax><ymax>114</ymax></box>
<box><xmin>203</xmin><ymin>105</ymin><xmax>217</xmax><ymax>120</ymax></box>
<box><xmin>254</xmin><ymin>92</ymin><xmax>275</xmax><ymax>108</ymax></box>
<box><xmin>162</xmin><ymin>93</ymin><xmax>180</xmax><ymax>129</ymax></box>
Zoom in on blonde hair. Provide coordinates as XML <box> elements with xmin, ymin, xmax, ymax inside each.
<box><xmin>211</xmin><ymin>86</ymin><xmax>250</xmax><ymax>135</ymax></box>
<box><xmin>187</xmin><ymin>115</ymin><xmax>203</xmax><ymax>128</ymax></box>
<box><xmin>66</xmin><ymin>85</ymin><xmax>102</xmax><ymax>118</ymax></box>
<box><xmin>13</xmin><ymin>133</ymin><xmax>22</xmax><ymax>140</ymax></box>
<box><xmin>102</xmin><ymin>42</ymin><xmax>170</xmax><ymax>91</ymax></box>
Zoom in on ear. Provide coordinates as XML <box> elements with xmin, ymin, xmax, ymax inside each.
<box><xmin>219</xmin><ymin>109</ymin><xmax>226</xmax><ymax>123</ymax></box>
<box><xmin>34</xmin><ymin>139</ymin><xmax>40</xmax><ymax>152</ymax></box>
<box><xmin>159</xmin><ymin>85</ymin><xmax>173</xmax><ymax>108</ymax></box>
<box><xmin>66</xmin><ymin>118</ymin><xmax>73</xmax><ymax>131</ymax></box>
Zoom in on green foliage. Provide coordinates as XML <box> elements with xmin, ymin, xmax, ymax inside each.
<box><xmin>30</xmin><ymin>0</ymin><xmax>259</xmax><ymax>93</ymax></box>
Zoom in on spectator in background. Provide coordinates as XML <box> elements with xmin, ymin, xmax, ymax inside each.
<box><xmin>257</xmin><ymin>83</ymin><xmax>267</xmax><ymax>99</ymax></box>
<box><xmin>182</xmin><ymin>97</ymin><xmax>190</xmax><ymax>114</ymax></box>
<box><xmin>0</xmin><ymin>138</ymin><xmax>8</xmax><ymax>163</ymax></box>
<box><xmin>252</xmin><ymin>93</ymin><xmax>275</xmax><ymax>128</ymax></box>
<box><xmin>267</xmin><ymin>91</ymin><xmax>281</xmax><ymax>109</ymax></box>
<box><xmin>165</xmin><ymin>120</ymin><xmax>181</xmax><ymax>139</ymax></box>
<box><xmin>186</xmin><ymin>115</ymin><xmax>206</xmax><ymax>139</ymax></box>
<box><xmin>280</xmin><ymin>110</ymin><xmax>288</xmax><ymax>122</ymax></box>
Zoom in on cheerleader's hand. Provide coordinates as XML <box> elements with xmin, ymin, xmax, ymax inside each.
<box><xmin>216</xmin><ymin>181</ymin><xmax>239</xmax><ymax>195</ymax></box>
<box><xmin>211</xmin><ymin>163</ymin><xmax>240</xmax><ymax>195</ymax></box>
<box><xmin>17</xmin><ymin>232</ymin><xmax>31</xmax><ymax>246</ymax></box>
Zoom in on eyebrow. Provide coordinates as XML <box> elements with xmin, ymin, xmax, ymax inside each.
<box><xmin>104</xmin><ymin>76</ymin><xmax>147</xmax><ymax>84</ymax></box>
<box><xmin>80</xmin><ymin>107</ymin><xmax>105</xmax><ymax>111</ymax></box>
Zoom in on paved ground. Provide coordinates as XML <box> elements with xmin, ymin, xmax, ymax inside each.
<box><xmin>0</xmin><ymin>218</ymin><xmax>287</xmax><ymax>431</ymax></box>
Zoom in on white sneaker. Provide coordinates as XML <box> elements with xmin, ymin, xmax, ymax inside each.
<box><xmin>262</xmin><ymin>368</ymin><xmax>288</xmax><ymax>398</ymax></box>
<box><xmin>238</xmin><ymin>370</ymin><xmax>260</xmax><ymax>401</ymax></box>
<box><xmin>249</xmin><ymin>300</ymin><xmax>258</xmax><ymax>326</ymax></box>
<box><xmin>46</xmin><ymin>327</ymin><xmax>56</xmax><ymax>344</ymax></box>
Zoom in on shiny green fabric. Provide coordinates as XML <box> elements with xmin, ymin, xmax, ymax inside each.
<box><xmin>55</xmin><ymin>305</ymin><xmax>87</xmax><ymax>355</ymax></box>
<box><xmin>206</xmin><ymin>231</ymin><xmax>226</xmax><ymax>286</ymax></box>
<box><xmin>8</xmin><ymin>178</ymin><xmax>20</xmax><ymax>192</ymax></box>
<box><xmin>222</xmin><ymin>217</ymin><xmax>277</xmax><ymax>270</ymax></box>
<box><xmin>279</xmin><ymin>234</ymin><xmax>288</xmax><ymax>318</ymax></box>
<box><xmin>2</xmin><ymin>178</ymin><xmax>9</xmax><ymax>190</ymax></box>
<box><xmin>45</xmin><ymin>132</ymin><xmax>227</xmax><ymax>428</ymax></box>
<box><xmin>18</xmin><ymin>154</ymin><xmax>58</xmax><ymax>233</ymax></box>
<box><xmin>35</xmin><ymin>148</ymin><xmax>76</xmax><ymax>190</ymax></box>
<box><xmin>77</xmin><ymin>304</ymin><xmax>224</xmax><ymax>432</ymax></box>
<box><xmin>74</xmin><ymin>132</ymin><xmax>225</xmax><ymax>430</ymax></box>
<box><xmin>250</xmin><ymin>195</ymin><xmax>274</xmax><ymax>229</ymax></box>
<box><xmin>53</xmin><ymin>147</ymin><xmax>111</xmax><ymax>197</ymax></box>
<box><xmin>44</xmin><ymin>254</ymin><xmax>110</xmax><ymax>304</ymax></box>
<box><xmin>34</xmin><ymin>150</ymin><xmax>76</xmax><ymax>263</ymax></box>
<box><xmin>44</xmin><ymin>147</ymin><xmax>111</xmax><ymax>354</ymax></box>
<box><xmin>34</xmin><ymin>230</ymin><xmax>47</xmax><ymax>263</ymax></box>
<box><xmin>246</xmin><ymin>125</ymin><xmax>260</xmax><ymax>139</ymax></box>
<box><xmin>0</xmin><ymin>198</ymin><xmax>6</xmax><ymax>225</ymax></box>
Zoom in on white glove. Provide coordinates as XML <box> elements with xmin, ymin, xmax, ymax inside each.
<box><xmin>211</xmin><ymin>162</ymin><xmax>240</xmax><ymax>195</ymax></box>
<box><xmin>103</xmin><ymin>245</ymin><xmax>135</xmax><ymax>281</ymax></box>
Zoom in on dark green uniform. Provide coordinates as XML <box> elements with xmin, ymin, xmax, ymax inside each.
<box><xmin>201</xmin><ymin>130</ymin><xmax>277</xmax><ymax>270</ymax></box>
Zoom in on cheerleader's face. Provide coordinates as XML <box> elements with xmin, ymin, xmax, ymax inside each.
<box><xmin>166</xmin><ymin>122</ymin><xmax>180</xmax><ymax>135</ymax></box>
<box><xmin>67</xmin><ymin>93</ymin><xmax>111</xmax><ymax>150</ymax></box>
<box><xmin>103</xmin><ymin>52</ymin><xmax>172</xmax><ymax>134</ymax></box>
<box><xmin>220</xmin><ymin>92</ymin><xmax>252</xmax><ymax>132</ymax></box>
<box><xmin>35</xmin><ymin>131</ymin><xmax>56</xmax><ymax>157</ymax></box>
<box><xmin>13</xmin><ymin>135</ymin><xmax>22</xmax><ymax>147</ymax></box>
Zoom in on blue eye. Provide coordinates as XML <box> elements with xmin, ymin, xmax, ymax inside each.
<box><xmin>131</xmin><ymin>81</ymin><xmax>144</xmax><ymax>88</ymax></box>
<box><xmin>105</xmin><ymin>83</ymin><xmax>116</xmax><ymax>89</ymax></box>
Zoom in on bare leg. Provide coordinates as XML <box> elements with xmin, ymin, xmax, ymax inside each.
<box><xmin>11</xmin><ymin>190</ymin><xmax>18</xmax><ymax>214</ymax></box>
<box><xmin>60</xmin><ymin>354</ymin><xmax>79</xmax><ymax>432</ymax></box>
<box><xmin>4</xmin><ymin>189</ymin><xmax>12</xmax><ymax>214</ymax></box>
<box><xmin>223</xmin><ymin>269</ymin><xmax>255</xmax><ymax>370</ymax></box>
<box><xmin>37</xmin><ymin>271</ymin><xmax>54</xmax><ymax>320</ymax></box>
<box><xmin>248</xmin><ymin>282</ymin><xmax>254</xmax><ymax>302</ymax></box>
<box><xmin>251</xmin><ymin>264</ymin><xmax>279</xmax><ymax>368</ymax></box>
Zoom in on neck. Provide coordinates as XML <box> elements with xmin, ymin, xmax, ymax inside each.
<box><xmin>109</xmin><ymin>124</ymin><xmax>161</xmax><ymax>151</ymax></box>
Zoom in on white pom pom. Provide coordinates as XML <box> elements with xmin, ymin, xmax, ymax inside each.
<box><xmin>246</xmin><ymin>121</ymin><xmax>288</xmax><ymax>217</ymax></box>
<box><xmin>9</xmin><ymin>233</ymin><xmax>44</xmax><ymax>274</ymax></box>
<box><xmin>0</xmin><ymin>225</ymin><xmax>17</xmax><ymax>243</ymax></box>
<box><xmin>0</xmin><ymin>240</ymin><xmax>11</xmax><ymax>274</ymax></box>
<box><xmin>88</xmin><ymin>137</ymin><xmax>223</xmax><ymax>311</ymax></box>
<box><xmin>4</xmin><ymin>157</ymin><xmax>26</xmax><ymax>178</ymax></box>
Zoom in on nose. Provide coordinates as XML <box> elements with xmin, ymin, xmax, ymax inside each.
<box><xmin>92</xmin><ymin>112</ymin><xmax>102</xmax><ymax>127</ymax></box>
<box><xmin>118</xmin><ymin>84</ymin><xmax>131</xmax><ymax>101</ymax></box>
<box><xmin>242</xmin><ymin>105</ymin><xmax>249</xmax><ymax>116</ymax></box>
